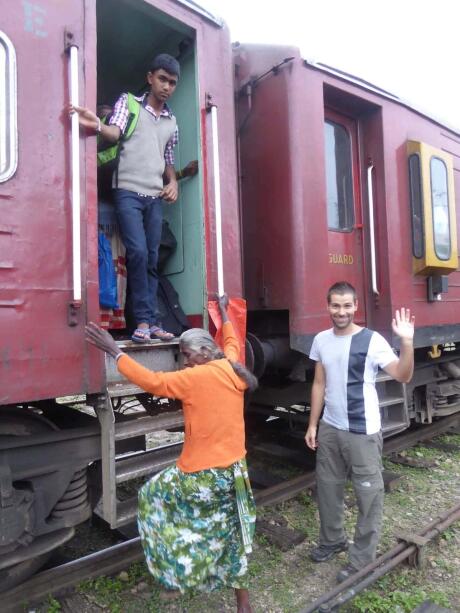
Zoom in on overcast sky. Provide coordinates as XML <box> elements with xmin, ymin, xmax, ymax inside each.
<box><xmin>199</xmin><ymin>0</ymin><xmax>460</xmax><ymax>132</ymax></box>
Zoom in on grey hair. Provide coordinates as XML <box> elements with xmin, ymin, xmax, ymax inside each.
<box><xmin>179</xmin><ymin>328</ymin><xmax>258</xmax><ymax>392</ymax></box>
<box><xmin>179</xmin><ymin>328</ymin><xmax>222</xmax><ymax>358</ymax></box>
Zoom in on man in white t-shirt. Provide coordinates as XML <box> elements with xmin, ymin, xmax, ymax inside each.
<box><xmin>305</xmin><ymin>281</ymin><xmax>414</xmax><ymax>582</ymax></box>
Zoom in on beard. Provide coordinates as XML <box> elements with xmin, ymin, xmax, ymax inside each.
<box><xmin>331</xmin><ymin>314</ymin><xmax>354</xmax><ymax>330</ymax></box>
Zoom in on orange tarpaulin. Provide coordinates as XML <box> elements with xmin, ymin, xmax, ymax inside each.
<box><xmin>208</xmin><ymin>297</ymin><xmax>247</xmax><ymax>365</ymax></box>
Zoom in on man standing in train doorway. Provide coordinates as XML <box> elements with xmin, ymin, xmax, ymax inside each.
<box><xmin>305</xmin><ymin>281</ymin><xmax>415</xmax><ymax>582</ymax></box>
<box><xmin>71</xmin><ymin>54</ymin><xmax>180</xmax><ymax>342</ymax></box>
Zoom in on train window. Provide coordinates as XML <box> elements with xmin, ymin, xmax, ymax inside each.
<box><xmin>324</xmin><ymin>120</ymin><xmax>355</xmax><ymax>231</ymax></box>
<box><xmin>407</xmin><ymin>140</ymin><xmax>457</xmax><ymax>275</ymax></box>
<box><xmin>408</xmin><ymin>154</ymin><xmax>424</xmax><ymax>258</ymax></box>
<box><xmin>0</xmin><ymin>31</ymin><xmax>17</xmax><ymax>183</ymax></box>
<box><xmin>430</xmin><ymin>157</ymin><xmax>451</xmax><ymax>260</ymax></box>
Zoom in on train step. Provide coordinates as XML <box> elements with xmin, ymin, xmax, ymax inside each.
<box><xmin>114</xmin><ymin>410</ymin><xmax>184</xmax><ymax>440</ymax></box>
<box><xmin>94</xmin><ymin>441</ymin><xmax>182</xmax><ymax>528</ymax></box>
<box><xmin>115</xmin><ymin>444</ymin><xmax>182</xmax><ymax>483</ymax></box>
<box><xmin>382</xmin><ymin>420</ymin><xmax>410</xmax><ymax>438</ymax></box>
<box><xmin>107</xmin><ymin>446</ymin><xmax>182</xmax><ymax>528</ymax></box>
<box><xmin>376</xmin><ymin>373</ymin><xmax>409</xmax><ymax>436</ymax></box>
<box><xmin>96</xmin><ymin>337</ymin><xmax>183</xmax><ymax>529</ymax></box>
<box><xmin>116</xmin><ymin>497</ymin><xmax>139</xmax><ymax>527</ymax></box>
<box><xmin>379</xmin><ymin>395</ymin><xmax>405</xmax><ymax>408</ymax></box>
<box><xmin>105</xmin><ymin>338</ymin><xmax>180</xmax><ymax>397</ymax></box>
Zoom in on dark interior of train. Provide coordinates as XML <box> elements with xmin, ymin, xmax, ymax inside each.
<box><xmin>96</xmin><ymin>0</ymin><xmax>204</xmax><ymax>332</ymax></box>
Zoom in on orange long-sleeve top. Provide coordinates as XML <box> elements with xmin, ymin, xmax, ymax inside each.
<box><xmin>117</xmin><ymin>321</ymin><xmax>247</xmax><ymax>472</ymax></box>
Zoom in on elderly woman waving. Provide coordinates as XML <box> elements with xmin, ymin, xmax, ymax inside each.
<box><xmin>86</xmin><ymin>295</ymin><xmax>257</xmax><ymax>613</ymax></box>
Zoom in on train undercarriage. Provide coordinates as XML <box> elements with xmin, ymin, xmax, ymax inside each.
<box><xmin>0</xmin><ymin>339</ymin><xmax>183</xmax><ymax>591</ymax></box>
<box><xmin>2</xmin><ymin>338</ymin><xmax>460</xmax><ymax>591</ymax></box>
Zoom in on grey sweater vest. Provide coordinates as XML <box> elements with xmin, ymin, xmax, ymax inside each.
<box><xmin>115</xmin><ymin>105</ymin><xmax>177</xmax><ymax>197</ymax></box>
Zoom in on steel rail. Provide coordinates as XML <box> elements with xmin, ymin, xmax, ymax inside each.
<box><xmin>300</xmin><ymin>501</ymin><xmax>460</xmax><ymax>613</ymax></box>
<box><xmin>1</xmin><ymin>471</ymin><xmax>315</xmax><ymax>610</ymax></box>
<box><xmin>2</xmin><ymin>539</ymin><xmax>144</xmax><ymax>612</ymax></box>
<box><xmin>3</xmin><ymin>414</ymin><xmax>459</xmax><ymax>610</ymax></box>
<box><xmin>383</xmin><ymin>413</ymin><xmax>460</xmax><ymax>455</ymax></box>
<box><xmin>254</xmin><ymin>471</ymin><xmax>316</xmax><ymax>506</ymax></box>
<box><xmin>329</xmin><ymin>504</ymin><xmax>460</xmax><ymax>611</ymax></box>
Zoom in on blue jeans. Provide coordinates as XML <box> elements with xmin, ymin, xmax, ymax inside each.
<box><xmin>113</xmin><ymin>189</ymin><xmax>163</xmax><ymax>326</ymax></box>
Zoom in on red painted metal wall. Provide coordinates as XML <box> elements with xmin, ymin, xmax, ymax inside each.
<box><xmin>1</xmin><ymin>0</ymin><xmax>241</xmax><ymax>405</ymax></box>
<box><xmin>0</xmin><ymin>0</ymin><xmax>103</xmax><ymax>405</ymax></box>
<box><xmin>235</xmin><ymin>43</ymin><xmax>460</xmax><ymax>353</ymax></box>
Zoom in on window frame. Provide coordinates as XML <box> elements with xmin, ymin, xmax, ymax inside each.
<box><xmin>324</xmin><ymin>118</ymin><xmax>356</xmax><ymax>233</ymax></box>
<box><xmin>407</xmin><ymin>140</ymin><xmax>458</xmax><ymax>276</ymax></box>
<box><xmin>430</xmin><ymin>155</ymin><xmax>451</xmax><ymax>261</ymax></box>
<box><xmin>0</xmin><ymin>30</ymin><xmax>18</xmax><ymax>183</ymax></box>
<box><xmin>408</xmin><ymin>153</ymin><xmax>425</xmax><ymax>259</ymax></box>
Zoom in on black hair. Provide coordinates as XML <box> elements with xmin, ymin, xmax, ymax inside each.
<box><xmin>327</xmin><ymin>281</ymin><xmax>357</xmax><ymax>303</ymax></box>
<box><xmin>149</xmin><ymin>53</ymin><xmax>180</xmax><ymax>78</ymax></box>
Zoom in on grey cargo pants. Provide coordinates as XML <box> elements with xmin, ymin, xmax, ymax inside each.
<box><xmin>316</xmin><ymin>421</ymin><xmax>384</xmax><ymax>569</ymax></box>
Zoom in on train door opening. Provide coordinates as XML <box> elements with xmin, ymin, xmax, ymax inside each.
<box><xmin>324</xmin><ymin>108</ymin><xmax>367</xmax><ymax>324</ymax></box>
<box><xmin>96</xmin><ymin>0</ymin><xmax>204</xmax><ymax>333</ymax></box>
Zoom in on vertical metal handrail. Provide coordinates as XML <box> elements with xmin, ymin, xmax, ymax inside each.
<box><xmin>0</xmin><ymin>30</ymin><xmax>18</xmax><ymax>183</ymax></box>
<box><xmin>367</xmin><ymin>164</ymin><xmax>379</xmax><ymax>295</ymax></box>
<box><xmin>68</xmin><ymin>44</ymin><xmax>82</xmax><ymax>303</ymax></box>
<box><xmin>209</xmin><ymin>104</ymin><xmax>224</xmax><ymax>296</ymax></box>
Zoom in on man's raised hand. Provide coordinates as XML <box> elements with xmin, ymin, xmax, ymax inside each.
<box><xmin>391</xmin><ymin>308</ymin><xmax>415</xmax><ymax>341</ymax></box>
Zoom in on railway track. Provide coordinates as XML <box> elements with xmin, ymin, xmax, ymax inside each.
<box><xmin>301</xmin><ymin>501</ymin><xmax>460</xmax><ymax>613</ymax></box>
<box><xmin>3</xmin><ymin>413</ymin><xmax>460</xmax><ymax>611</ymax></box>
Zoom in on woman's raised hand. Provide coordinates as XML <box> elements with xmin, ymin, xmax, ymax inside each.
<box><xmin>86</xmin><ymin>322</ymin><xmax>120</xmax><ymax>359</ymax></box>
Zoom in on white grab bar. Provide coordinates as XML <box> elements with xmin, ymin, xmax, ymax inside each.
<box><xmin>210</xmin><ymin>104</ymin><xmax>224</xmax><ymax>296</ymax></box>
<box><xmin>68</xmin><ymin>44</ymin><xmax>82</xmax><ymax>303</ymax></box>
<box><xmin>0</xmin><ymin>30</ymin><xmax>18</xmax><ymax>183</ymax></box>
<box><xmin>367</xmin><ymin>164</ymin><xmax>379</xmax><ymax>295</ymax></box>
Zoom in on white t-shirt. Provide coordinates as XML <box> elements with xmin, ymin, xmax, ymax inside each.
<box><xmin>309</xmin><ymin>327</ymin><xmax>397</xmax><ymax>434</ymax></box>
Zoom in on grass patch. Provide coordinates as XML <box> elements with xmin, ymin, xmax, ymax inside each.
<box><xmin>45</xmin><ymin>596</ymin><xmax>62</xmax><ymax>613</ymax></box>
<box><xmin>69</xmin><ymin>433</ymin><xmax>459</xmax><ymax>613</ymax></box>
<box><xmin>436</xmin><ymin>432</ymin><xmax>460</xmax><ymax>445</ymax></box>
<box><xmin>345</xmin><ymin>570</ymin><xmax>451</xmax><ymax>612</ymax></box>
<box><xmin>78</xmin><ymin>562</ymin><xmax>150</xmax><ymax>612</ymax></box>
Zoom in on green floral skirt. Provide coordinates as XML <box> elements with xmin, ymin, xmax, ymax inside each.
<box><xmin>137</xmin><ymin>459</ymin><xmax>256</xmax><ymax>593</ymax></box>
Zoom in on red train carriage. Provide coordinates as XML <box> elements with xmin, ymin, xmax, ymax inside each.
<box><xmin>0</xmin><ymin>0</ymin><xmax>241</xmax><ymax>589</ymax></box>
<box><xmin>234</xmin><ymin>43</ymin><xmax>460</xmax><ymax>432</ymax></box>
<box><xmin>3</xmin><ymin>3</ymin><xmax>460</xmax><ymax>594</ymax></box>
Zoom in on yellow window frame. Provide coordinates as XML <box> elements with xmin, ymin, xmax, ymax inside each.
<box><xmin>407</xmin><ymin>140</ymin><xmax>458</xmax><ymax>275</ymax></box>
